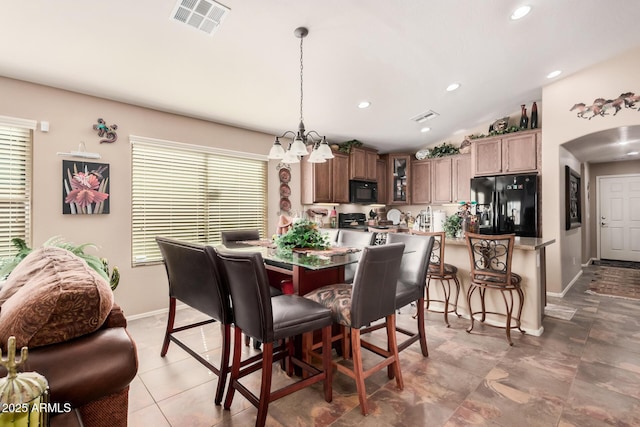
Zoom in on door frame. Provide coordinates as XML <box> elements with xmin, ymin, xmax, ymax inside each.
<box><xmin>596</xmin><ymin>173</ymin><xmax>640</xmax><ymax>260</ymax></box>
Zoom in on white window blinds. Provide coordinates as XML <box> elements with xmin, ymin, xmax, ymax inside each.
<box><xmin>0</xmin><ymin>117</ymin><xmax>34</xmax><ymax>258</ymax></box>
<box><xmin>131</xmin><ymin>136</ymin><xmax>268</xmax><ymax>265</ymax></box>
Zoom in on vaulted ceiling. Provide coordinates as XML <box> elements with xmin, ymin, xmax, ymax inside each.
<box><xmin>2</xmin><ymin>1</ymin><xmax>640</xmax><ymax>161</ymax></box>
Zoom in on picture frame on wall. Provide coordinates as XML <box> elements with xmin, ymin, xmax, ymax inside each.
<box><xmin>62</xmin><ymin>160</ymin><xmax>110</xmax><ymax>214</ymax></box>
<box><xmin>565</xmin><ymin>166</ymin><xmax>581</xmax><ymax>230</ymax></box>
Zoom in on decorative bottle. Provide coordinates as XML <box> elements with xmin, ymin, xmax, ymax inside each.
<box><xmin>329</xmin><ymin>206</ymin><xmax>337</xmax><ymax>228</ymax></box>
<box><xmin>530</xmin><ymin>102</ymin><xmax>538</xmax><ymax>129</ymax></box>
<box><xmin>519</xmin><ymin>104</ymin><xmax>529</xmax><ymax>129</ymax></box>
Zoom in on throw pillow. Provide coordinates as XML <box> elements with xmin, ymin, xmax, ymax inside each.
<box><xmin>0</xmin><ymin>246</ymin><xmax>113</xmax><ymax>350</ymax></box>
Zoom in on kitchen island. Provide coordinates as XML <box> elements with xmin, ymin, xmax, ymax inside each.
<box><xmin>412</xmin><ymin>233</ymin><xmax>556</xmax><ymax>335</ymax></box>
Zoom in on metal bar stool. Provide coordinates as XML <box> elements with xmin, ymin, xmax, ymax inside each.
<box><xmin>464</xmin><ymin>232</ymin><xmax>525</xmax><ymax>346</ymax></box>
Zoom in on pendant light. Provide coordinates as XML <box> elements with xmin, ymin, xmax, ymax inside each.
<box><xmin>267</xmin><ymin>27</ymin><xmax>333</xmax><ymax>163</ymax></box>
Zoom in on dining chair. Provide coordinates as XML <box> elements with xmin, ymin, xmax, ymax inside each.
<box><xmin>361</xmin><ymin>233</ymin><xmax>434</xmax><ymax>360</ymax></box>
<box><xmin>412</xmin><ymin>230</ymin><xmax>462</xmax><ymax>327</ymax></box>
<box><xmin>464</xmin><ymin>232</ymin><xmax>525</xmax><ymax>345</ymax></box>
<box><xmin>221</xmin><ymin>228</ymin><xmax>283</xmax><ymax>349</ymax></box>
<box><xmin>155</xmin><ymin>237</ymin><xmax>232</xmax><ymax>405</ymax></box>
<box><xmin>304</xmin><ymin>243</ymin><xmax>405</xmax><ymax>415</ymax></box>
<box><xmin>214</xmin><ymin>248</ymin><xmax>333</xmax><ymax>427</ymax></box>
<box><xmin>335</xmin><ymin>229</ymin><xmax>377</xmax><ymax>283</ymax></box>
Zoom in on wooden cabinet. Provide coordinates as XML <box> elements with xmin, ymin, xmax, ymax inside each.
<box><xmin>411</xmin><ymin>159</ymin><xmax>431</xmax><ymax>204</ymax></box>
<box><xmin>387</xmin><ymin>154</ymin><xmax>411</xmax><ymax>205</ymax></box>
<box><xmin>349</xmin><ymin>147</ymin><xmax>378</xmax><ymax>181</ymax></box>
<box><xmin>410</xmin><ymin>153</ymin><xmax>471</xmax><ymax>205</ymax></box>
<box><xmin>453</xmin><ymin>154</ymin><xmax>471</xmax><ymax>202</ymax></box>
<box><xmin>376</xmin><ymin>158</ymin><xmax>387</xmax><ymax>204</ymax></box>
<box><xmin>301</xmin><ymin>152</ymin><xmax>349</xmax><ymax>204</ymax></box>
<box><xmin>472</xmin><ymin>130</ymin><xmax>540</xmax><ymax>176</ymax></box>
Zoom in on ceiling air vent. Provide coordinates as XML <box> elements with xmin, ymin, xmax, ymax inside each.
<box><xmin>411</xmin><ymin>110</ymin><xmax>440</xmax><ymax>123</ymax></box>
<box><xmin>171</xmin><ymin>0</ymin><xmax>230</xmax><ymax>36</ymax></box>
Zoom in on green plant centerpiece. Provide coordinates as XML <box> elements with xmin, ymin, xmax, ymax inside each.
<box><xmin>443</xmin><ymin>214</ymin><xmax>462</xmax><ymax>238</ymax></box>
<box><xmin>275</xmin><ymin>219</ymin><xmax>331</xmax><ymax>255</ymax></box>
<box><xmin>0</xmin><ymin>236</ymin><xmax>120</xmax><ymax>290</ymax></box>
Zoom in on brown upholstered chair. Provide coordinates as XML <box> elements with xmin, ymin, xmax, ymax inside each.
<box><xmin>304</xmin><ymin>243</ymin><xmax>405</xmax><ymax>415</ymax></box>
<box><xmin>414</xmin><ymin>231</ymin><xmax>462</xmax><ymax>326</ymax></box>
<box><xmin>220</xmin><ymin>229</ymin><xmax>260</xmax><ymax>245</ymax></box>
<box><xmin>465</xmin><ymin>232</ymin><xmax>524</xmax><ymax>346</ymax></box>
<box><xmin>214</xmin><ymin>248</ymin><xmax>333</xmax><ymax>427</ymax></box>
<box><xmin>156</xmin><ymin>237</ymin><xmax>232</xmax><ymax>405</ymax></box>
<box><xmin>361</xmin><ymin>233</ymin><xmax>434</xmax><ymax>358</ymax></box>
<box><xmin>335</xmin><ymin>229</ymin><xmax>377</xmax><ymax>283</ymax></box>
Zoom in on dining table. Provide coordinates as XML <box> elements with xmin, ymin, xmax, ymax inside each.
<box><xmin>216</xmin><ymin>240</ymin><xmax>361</xmax><ymax>296</ymax></box>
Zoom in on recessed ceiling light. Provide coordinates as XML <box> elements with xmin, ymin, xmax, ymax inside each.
<box><xmin>358</xmin><ymin>101</ymin><xmax>371</xmax><ymax>109</ymax></box>
<box><xmin>547</xmin><ymin>70</ymin><xmax>562</xmax><ymax>79</ymax></box>
<box><xmin>420</xmin><ymin>127</ymin><xmax>431</xmax><ymax>133</ymax></box>
<box><xmin>627</xmin><ymin>151</ymin><xmax>639</xmax><ymax>156</ymax></box>
<box><xmin>511</xmin><ymin>5</ymin><xmax>531</xmax><ymax>20</ymax></box>
<box><xmin>446</xmin><ymin>83</ymin><xmax>461</xmax><ymax>92</ymax></box>
<box><xmin>619</xmin><ymin>141</ymin><xmax>629</xmax><ymax>145</ymax></box>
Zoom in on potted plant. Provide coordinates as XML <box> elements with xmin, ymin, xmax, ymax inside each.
<box><xmin>0</xmin><ymin>236</ymin><xmax>120</xmax><ymax>290</ymax></box>
<box><xmin>275</xmin><ymin>219</ymin><xmax>331</xmax><ymax>254</ymax></box>
<box><xmin>443</xmin><ymin>214</ymin><xmax>462</xmax><ymax>238</ymax></box>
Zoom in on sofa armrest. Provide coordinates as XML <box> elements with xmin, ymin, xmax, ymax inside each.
<box><xmin>17</xmin><ymin>327</ymin><xmax>138</xmax><ymax>410</ymax></box>
<box><xmin>100</xmin><ymin>304</ymin><xmax>127</xmax><ymax>329</ymax></box>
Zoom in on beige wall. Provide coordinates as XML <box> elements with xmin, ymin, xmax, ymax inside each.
<box><xmin>0</xmin><ymin>76</ymin><xmax>295</xmax><ymax>316</ymax></box>
<box><xmin>542</xmin><ymin>45</ymin><xmax>640</xmax><ymax>293</ymax></box>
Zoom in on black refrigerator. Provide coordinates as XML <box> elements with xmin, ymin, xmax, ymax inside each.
<box><xmin>470</xmin><ymin>173</ymin><xmax>538</xmax><ymax>237</ymax></box>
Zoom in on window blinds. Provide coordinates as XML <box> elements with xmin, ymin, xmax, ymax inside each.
<box><xmin>0</xmin><ymin>122</ymin><xmax>33</xmax><ymax>258</ymax></box>
<box><xmin>131</xmin><ymin>137</ymin><xmax>268</xmax><ymax>265</ymax></box>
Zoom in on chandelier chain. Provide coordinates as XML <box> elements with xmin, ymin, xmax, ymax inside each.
<box><xmin>299</xmin><ymin>36</ymin><xmax>304</xmax><ymax>123</ymax></box>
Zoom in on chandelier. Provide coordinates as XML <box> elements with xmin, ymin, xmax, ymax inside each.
<box><xmin>267</xmin><ymin>27</ymin><xmax>333</xmax><ymax>164</ymax></box>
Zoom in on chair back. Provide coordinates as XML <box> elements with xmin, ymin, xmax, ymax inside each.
<box><xmin>336</xmin><ymin>230</ymin><xmax>377</xmax><ymax>283</ymax></box>
<box><xmin>321</xmin><ymin>228</ymin><xmax>340</xmax><ymax>245</ymax></box>
<box><xmin>411</xmin><ymin>231</ymin><xmax>446</xmax><ymax>275</ymax></box>
<box><xmin>220</xmin><ymin>229</ymin><xmax>260</xmax><ymax>245</ymax></box>
<box><xmin>350</xmin><ymin>243</ymin><xmax>405</xmax><ymax>329</ymax></box>
<box><xmin>213</xmin><ymin>248</ymin><xmax>274</xmax><ymax>342</ymax></box>
<box><xmin>156</xmin><ymin>237</ymin><xmax>232</xmax><ymax>324</ymax></box>
<box><xmin>464</xmin><ymin>232</ymin><xmax>515</xmax><ymax>286</ymax></box>
<box><xmin>386</xmin><ymin>233</ymin><xmax>434</xmax><ymax>292</ymax></box>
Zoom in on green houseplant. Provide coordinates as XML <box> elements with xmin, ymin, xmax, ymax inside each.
<box><xmin>443</xmin><ymin>214</ymin><xmax>462</xmax><ymax>238</ymax></box>
<box><xmin>275</xmin><ymin>219</ymin><xmax>331</xmax><ymax>254</ymax></box>
<box><xmin>0</xmin><ymin>236</ymin><xmax>120</xmax><ymax>290</ymax></box>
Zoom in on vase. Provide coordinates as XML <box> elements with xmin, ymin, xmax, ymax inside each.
<box><xmin>519</xmin><ymin>104</ymin><xmax>529</xmax><ymax>129</ymax></box>
<box><xmin>530</xmin><ymin>102</ymin><xmax>538</xmax><ymax>129</ymax></box>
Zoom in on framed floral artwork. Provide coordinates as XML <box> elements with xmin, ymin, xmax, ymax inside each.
<box><xmin>62</xmin><ymin>160</ymin><xmax>110</xmax><ymax>214</ymax></box>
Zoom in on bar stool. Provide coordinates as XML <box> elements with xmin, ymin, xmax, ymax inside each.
<box><xmin>464</xmin><ymin>232</ymin><xmax>524</xmax><ymax>346</ymax></box>
<box><xmin>335</xmin><ymin>229</ymin><xmax>376</xmax><ymax>283</ymax></box>
<box><xmin>412</xmin><ymin>231</ymin><xmax>461</xmax><ymax>327</ymax></box>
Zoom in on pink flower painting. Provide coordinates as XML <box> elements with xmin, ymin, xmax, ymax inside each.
<box><xmin>63</xmin><ymin>161</ymin><xmax>110</xmax><ymax>214</ymax></box>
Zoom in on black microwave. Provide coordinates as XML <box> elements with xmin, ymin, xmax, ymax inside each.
<box><xmin>349</xmin><ymin>180</ymin><xmax>378</xmax><ymax>204</ymax></box>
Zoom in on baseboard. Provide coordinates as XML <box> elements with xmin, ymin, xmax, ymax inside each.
<box><xmin>547</xmin><ymin>270</ymin><xmax>583</xmax><ymax>298</ymax></box>
<box><xmin>125</xmin><ymin>303</ymin><xmax>188</xmax><ymax>321</ymax></box>
<box><xmin>456</xmin><ymin>313</ymin><xmax>544</xmax><ymax>337</ymax></box>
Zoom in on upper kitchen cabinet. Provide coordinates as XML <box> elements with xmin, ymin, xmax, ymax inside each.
<box><xmin>349</xmin><ymin>147</ymin><xmax>378</xmax><ymax>181</ymax></box>
<box><xmin>472</xmin><ymin>130</ymin><xmax>541</xmax><ymax>176</ymax></box>
<box><xmin>411</xmin><ymin>159</ymin><xmax>432</xmax><ymax>204</ymax></box>
<box><xmin>301</xmin><ymin>151</ymin><xmax>349</xmax><ymax>204</ymax></box>
<box><xmin>453</xmin><ymin>154</ymin><xmax>471</xmax><ymax>202</ymax></box>
<box><xmin>431</xmin><ymin>157</ymin><xmax>452</xmax><ymax>204</ymax></box>
<box><xmin>376</xmin><ymin>158</ymin><xmax>387</xmax><ymax>204</ymax></box>
<box><xmin>388</xmin><ymin>154</ymin><xmax>411</xmax><ymax>205</ymax></box>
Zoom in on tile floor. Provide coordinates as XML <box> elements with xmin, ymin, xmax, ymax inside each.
<box><xmin>126</xmin><ymin>264</ymin><xmax>640</xmax><ymax>426</ymax></box>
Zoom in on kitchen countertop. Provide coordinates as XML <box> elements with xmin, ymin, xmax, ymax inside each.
<box><xmin>408</xmin><ymin>230</ymin><xmax>555</xmax><ymax>251</ymax></box>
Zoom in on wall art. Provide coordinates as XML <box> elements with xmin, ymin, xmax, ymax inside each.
<box><xmin>93</xmin><ymin>118</ymin><xmax>118</xmax><ymax>143</ymax></box>
<box><xmin>62</xmin><ymin>160</ymin><xmax>110</xmax><ymax>214</ymax></box>
<box><xmin>565</xmin><ymin>166</ymin><xmax>581</xmax><ymax>230</ymax></box>
<box><xmin>570</xmin><ymin>92</ymin><xmax>640</xmax><ymax>120</ymax></box>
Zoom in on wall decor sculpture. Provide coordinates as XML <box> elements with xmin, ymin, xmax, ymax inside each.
<box><xmin>62</xmin><ymin>160</ymin><xmax>110</xmax><ymax>214</ymax></box>
<box><xmin>570</xmin><ymin>92</ymin><xmax>640</xmax><ymax>120</ymax></box>
<box><xmin>93</xmin><ymin>118</ymin><xmax>118</xmax><ymax>143</ymax></box>
<box><xmin>565</xmin><ymin>166</ymin><xmax>581</xmax><ymax>230</ymax></box>
<box><xmin>277</xmin><ymin>162</ymin><xmax>292</xmax><ymax>215</ymax></box>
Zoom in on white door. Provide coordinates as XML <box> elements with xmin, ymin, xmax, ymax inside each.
<box><xmin>599</xmin><ymin>175</ymin><xmax>640</xmax><ymax>261</ymax></box>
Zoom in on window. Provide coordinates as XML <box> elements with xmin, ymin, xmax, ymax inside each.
<box><xmin>131</xmin><ymin>136</ymin><xmax>268</xmax><ymax>265</ymax></box>
<box><xmin>0</xmin><ymin>116</ymin><xmax>35</xmax><ymax>258</ymax></box>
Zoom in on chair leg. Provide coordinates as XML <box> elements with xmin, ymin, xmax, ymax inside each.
<box><xmin>466</xmin><ymin>285</ymin><xmax>476</xmax><ymax>334</ymax></box>
<box><xmin>386</xmin><ymin>315</ymin><xmax>403</xmax><ymax>390</ymax></box>
<box><xmin>416</xmin><ymin>298</ymin><xmax>428</xmax><ymax>357</ymax></box>
<box><xmin>350</xmin><ymin>328</ymin><xmax>369</xmax><ymax>416</ymax></box>
<box><xmin>440</xmin><ymin>279</ymin><xmax>451</xmax><ymax>327</ymax></box>
<box><xmin>502</xmin><ymin>290</ymin><xmax>514</xmax><ymax>346</ymax></box>
<box><xmin>322</xmin><ymin>325</ymin><xmax>333</xmax><ymax>403</ymax></box>
<box><xmin>341</xmin><ymin>326</ymin><xmax>351</xmax><ymax>360</ymax></box>
<box><xmin>452</xmin><ymin>275</ymin><xmax>462</xmax><ymax>317</ymax></box>
<box><xmin>215</xmin><ymin>323</ymin><xmax>231</xmax><ymax>405</ymax></box>
<box><xmin>516</xmin><ymin>287</ymin><xmax>526</xmax><ymax>334</ymax></box>
<box><xmin>256</xmin><ymin>342</ymin><xmax>274</xmax><ymax>427</ymax></box>
<box><xmin>223</xmin><ymin>327</ymin><xmax>243</xmax><ymax>410</ymax></box>
<box><xmin>161</xmin><ymin>297</ymin><xmax>177</xmax><ymax>357</ymax></box>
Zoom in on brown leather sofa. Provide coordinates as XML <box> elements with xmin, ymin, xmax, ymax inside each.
<box><xmin>0</xmin><ymin>304</ymin><xmax>138</xmax><ymax>427</ymax></box>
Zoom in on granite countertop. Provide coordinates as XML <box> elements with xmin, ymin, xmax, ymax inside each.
<box><xmin>444</xmin><ymin>236</ymin><xmax>556</xmax><ymax>251</ymax></box>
